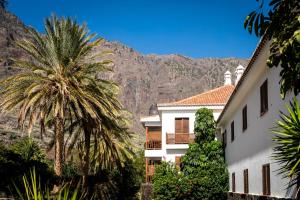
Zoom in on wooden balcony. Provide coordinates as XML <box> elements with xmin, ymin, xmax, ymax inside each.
<box><xmin>166</xmin><ymin>133</ymin><xmax>195</xmax><ymax>144</ymax></box>
<box><xmin>145</xmin><ymin>140</ymin><xmax>162</xmax><ymax>150</ymax></box>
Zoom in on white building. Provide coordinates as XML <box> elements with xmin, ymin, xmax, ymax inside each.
<box><xmin>217</xmin><ymin>38</ymin><xmax>299</xmax><ymax>199</ymax></box>
<box><xmin>141</xmin><ymin>73</ymin><xmax>235</xmax><ymax>182</ymax></box>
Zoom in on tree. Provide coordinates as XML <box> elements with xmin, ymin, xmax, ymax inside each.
<box><xmin>181</xmin><ymin>108</ymin><xmax>228</xmax><ymax>200</ymax></box>
<box><xmin>0</xmin><ymin>15</ymin><xmax>117</xmax><ymax>178</ymax></box>
<box><xmin>272</xmin><ymin>98</ymin><xmax>300</xmax><ymax>197</ymax></box>
<box><xmin>152</xmin><ymin>108</ymin><xmax>228</xmax><ymax>200</ymax></box>
<box><xmin>0</xmin><ymin>0</ymin><xmax>7</xmax><ymax>9</ymax></box>
<box><xmin>244</xmin><ymin>0</ymin><xmax>300</xmax><ymax>97</ymax></box>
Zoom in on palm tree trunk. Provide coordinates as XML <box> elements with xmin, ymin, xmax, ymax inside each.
<box><xmin>83</xmin><ymin>126</ymin><xmax>91</xmax><ymax>188</ymax></box>
<box><xmin>54</xmin><ymin>116</ymin><xmax>64</xmax><ymax>176</ymax></box>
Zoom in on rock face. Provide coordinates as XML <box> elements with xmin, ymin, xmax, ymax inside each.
<box><xmin>0</xmin><ymin>7</ymin><xmax>248</xmax><ymax>146</ymax></box>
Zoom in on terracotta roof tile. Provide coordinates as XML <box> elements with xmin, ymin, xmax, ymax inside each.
<box><xmin>163</xmin><ymin>85</ymin><xmax>235</xmax><ymax>106</ymax></box>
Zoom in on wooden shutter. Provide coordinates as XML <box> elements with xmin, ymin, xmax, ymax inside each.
<box><xmin>182</xmin><ymin>118</ymin><xmax>189</xmax><ymax>133</ymax></box>
<box><xmin>262</xmin><ymin>164</ymin><xmax>270</xmax><ymax>195</ymax></box>
<box><xmin>244</xmin><ymin>169</ymin><xmax>249</xmax><ymax>194</ymax></box>
<box><xmin>223</xmin><ymin>130</ymin><xmax>227</xmax><ymax>148</ymax></box>
<box><xmin>175</xmin><ymin>118</ymin><xmax>182</xmax><ymax>133</ymax></box>
<box><xmin>231</xmin><ymin>121</ymin><xmax>235</xmax><ymax>142</ymax></box>
<box><xmin>242</xmin><ymin>105</ymin><xmax>247</xmax><ymax>131</ymax></box>
<box><xmin>175</xmin><ymin>118</ymin><xmax>189</xmax><ymax>133</ymax></box>
<box><xmin>260</xmin><ymin>79</ymin><xmax>268</xmax><ymax>115</ymax></box>
<box><xmin>232</xmin><ymin>173</ymin><xmax>236</xmax><ymax>192</ymax></box>
<box><xmin>175</xmin><ymin>156</ymin><xmax>181</xmax><ymax>169</ymax></box>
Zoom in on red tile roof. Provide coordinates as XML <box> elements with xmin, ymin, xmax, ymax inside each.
<box><xmin>162</xmin><ymin>85</ymin><xmax>235</xmax><ymax>106</ymax></box>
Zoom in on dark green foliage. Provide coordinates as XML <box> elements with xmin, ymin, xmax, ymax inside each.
<box><xmin>181</xmin><ymin>142</ymin><xmax>229</xmax><ymax>200</ymax></box>
<box><xmin>194</xmin><ymin>108</ymin><xmax>216</xmax><ymax>144</ymax></box>
<box><xmin>245</xmin><ymin>0</ymin><xmax>300</xmax><ymax>97</ymax></box>
<box><xmin>153</xmin><ymin>108</ymin><xmax>228</xmax><ymax>200</ymax></box>
<box><xmin>272</xmin><ymin>98</ymin><xmax>300</xmax><ymax>194</ymax></box>
<box><xmin>0</xmin><ymin>138</ymin><xmax>55</xmax><ymax>196</ymax></box>
<box><xmin>152</xmin><ymin>162</ymin><xmax>193</xmax><ymax>200</ymax></box>
<box><xmin>0</xmin><ymin>0</ymin><xmax>7</xmax><ymax>9</ymax></box>
<box><xmin>91</xmin><ymin>150</ymin><xmax>145</xmax><ymax>200</ymax></box>
<box><xmin>10</xmin><ymin>137</ymin><xmax>46</xmax><ymax>162</ymax></box>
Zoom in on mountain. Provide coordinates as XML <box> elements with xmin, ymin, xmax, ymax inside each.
<box><xmin>0</xmin><ymin>7</ymin><xmax>248</xmax><ymax>146</ymax></box>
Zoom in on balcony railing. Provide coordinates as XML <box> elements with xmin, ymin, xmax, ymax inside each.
<box><xmin>145</xmin><ymin>140</ymin><xmax>162</xmax><ymax>150</ymax></box>
<box><xmin>166</xmin><ymin>133</ymin><xmax>195</xmax><ymax>144</ymax></box>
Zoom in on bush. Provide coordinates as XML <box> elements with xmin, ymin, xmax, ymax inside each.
<box><xmin>152</xmin><ymin>162</ymin><xmax>192</xmax><ymax>200</ymax></box>
<box><xmin>0</xmin><ymin>138</ymin><xmax>55</xmax><ymax>196</ymax></box>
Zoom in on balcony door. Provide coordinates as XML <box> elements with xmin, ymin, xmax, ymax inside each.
<box><xmin>175</xmin><ymin>118</ymin><xmax>189</xmax><ymax>134</ymax></box>
<box><xmin>174</xmin><ymin>118</ymin><xmax>189</xmax><ymax>144</ymax></box>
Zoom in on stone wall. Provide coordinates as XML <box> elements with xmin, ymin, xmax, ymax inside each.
<box><xmin>227</xmin><ymin>192</ymin><xmax>294</xmax><ymax>200</ymax></box>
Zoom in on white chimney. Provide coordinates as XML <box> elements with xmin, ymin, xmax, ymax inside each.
<box><xmin>224</xmin><ymin>71</ymin><xmax>232</xmax><ymax>85</ymax></box>
<box><xmin>235</xmin><ymin>65</ymin><xmax>245</xmax><ymax>85</ymax></box>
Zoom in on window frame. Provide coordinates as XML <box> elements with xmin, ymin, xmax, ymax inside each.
<box><xmin>223</xmin><ymin>129</ymin><xmax>227</xmax><ymax>148</ymax></box>
<box><xmin>242</xmin><ymin>105</ymin><xmax>248</xmax><ymax>131</ymax></box>
<box><xmin>244</xmin><ymin>169</ymin><xmax>249</xmax><ymax>194</ymax></box>
<box><xmin>260</xmin><ymin>79</ymin><xmax>268</xmax><ymax>116</ymax></box>
<box><xmin>232</xmin><ymin>172</ymin><xmax>236</xmax><ymax>193</ymax></box>
<box><xmin>231</xmin><ymin>121</ymin><xmax>235</xmax><ymax>142</ymax></box>
<box><xmin>262</xmin><ymin>163</ymin><xmax>271</xmax><ymax>195</ymax></box>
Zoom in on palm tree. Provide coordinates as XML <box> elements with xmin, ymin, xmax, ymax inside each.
<box><xmin>272</xmin><ymin>98</ymin><xmax>300</xmax><ymax>197</ymax></box>
<box><xmin>0</xmin><ymin>15</ymin><xmax>120</xmax><ymax>177</ymax></box>
<box><xmin>65</xmin><ymin>110</ymin><xmax>134</xmax><ymax>188</ymax></box>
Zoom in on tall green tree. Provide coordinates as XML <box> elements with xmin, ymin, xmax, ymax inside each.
<box><xmin>244</xmin><ymin>0</ymin><xmax>300</xmax><ymax>97</ymax></box>
<box><xmin>0</xmin><ymin>15</ymin><xmax>119</xmax><ymax>178</ymax></box>
<box><xmin>181</xmin><ymin>108</ymin><xmax>228</xmax><ymax>200</ymax></box>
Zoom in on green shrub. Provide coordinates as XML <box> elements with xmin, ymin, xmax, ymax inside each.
<box><xmin>15</xmin><ymin>168</ymin><xmax>86</xmax><ymax>200</ymax></box>
<box><xmin>0</xmin><ymin>138</ymin><xmax>55</xmax><ymax>196</ymax></box>
<box><xmin>10</xmin><ymin>137</ymin><xmax>46</xmax><ymax>162</ymax></box>
<box><xmin>152</xmin><ymin>162</ymin><xmax>192</xmax><ymax>200</ymax></box>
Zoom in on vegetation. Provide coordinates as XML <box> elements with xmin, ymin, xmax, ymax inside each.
<box><xmin>0</xmin><ymin>15</ymin><xmax>143</xmax><ymax>198</ymax></box>
<box><xmin>0</xmin><ymin>0</ymin><xmax>7</xmax><ymax>9</ymax></box>
<box><xmin>272</xmin><ymin>99</ymin><xmax>300</xmax><ymax>196</ymax></box>
<box><xmin>153</xmin><ymin>162</ymin><xmax>192</xmax><ymax>200</ymax></box>
<box><xmin>244</xmin><ymin>0</ymin><xmax>300</xmax><ymax>97</ymax></box>
<box><xmin>0</xmin><ymin>138</ymin><xmax>54</xmax><ymax>196</ymax></box>
<box><xmin>152</xmin><ymin>108</ymin><xmax>228</xmax><ymax>200</ymax></box>
<box><xmin>15</xmin><ymin>168</ymin><xmax>86</xmax><ymax>200</ymax></box>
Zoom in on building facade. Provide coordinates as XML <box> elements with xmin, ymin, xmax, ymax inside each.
<box><xmin>217</xmin><ymin>39</ymin><xmax>298</xmax><ymax>199</ymax></box>
<box><xmin>141</xmin><ymin>75</ymin><xmax>236</xmax><ymax>182</ymax></box>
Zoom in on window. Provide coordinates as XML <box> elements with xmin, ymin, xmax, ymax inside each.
<box><xmin>262</xmin><ymin>164</ymin><xmax>271</xmax><ymax>195</ymax></box>
<box><xmin>231</xmin><ymin>121</ymin><xmax>234</xmax><ymax>142</ymax></box>
<box><xmin>223</xmin><ymin>130</ymin><xmax>227</xmax><ymax>148</ymax></box>
<box><xmin>244</xmin><ymin>169</ymin><xmax>249</xmax><ymax>194</ymax></box>
<box><xmin>232</xmin><ymin>173</ymin><xmax>236</xmax><ymax>192</ymax></box>
<box><xmin>260</xmin><ymin>80</ymin><xmax>268</xmax><ymax>115</ymax></box>
<box><xmin>175</xmin><ymin>118</ymin><xmax>189</xmax><ymax>133</ymax></box>
<box><xmin>242</xmin><ymin>105</ymin><xmax>247</xmax><ymax>131</ymax></box>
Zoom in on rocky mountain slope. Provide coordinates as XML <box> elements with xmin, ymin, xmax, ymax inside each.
<box><xmin>0</xmin><ymin>6</ymin><xmax>248</xmax><ymax>146</ymax></box>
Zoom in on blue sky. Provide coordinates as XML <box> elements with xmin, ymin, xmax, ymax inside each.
<box><xmin>8</xmin><ymin>0</ymin><xmax>260</xmax><ymax>58</ymax></box>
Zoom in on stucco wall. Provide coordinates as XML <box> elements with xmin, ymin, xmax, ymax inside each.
<box><xmin>221</xmin><ymin>54</ymin><xmax>299</xmax><ymax>198</ymax></box>
<box><xmin>161</xmin><ymin>108</ymin><xmax>221</xmax><ymax>162</ymax></box>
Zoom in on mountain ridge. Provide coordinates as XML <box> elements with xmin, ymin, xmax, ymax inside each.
<box><xmin>0</xmin><ymin>7</ymin><xmax>249</xmax><ymax>146</ymax></box>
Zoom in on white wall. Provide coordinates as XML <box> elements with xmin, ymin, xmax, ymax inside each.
<box><xmin>221</xmin><ymin>60</ymin><xmax>299</xmax><ymax>198</ymax></box>
<box><xmin>161</xmin><ymin>108</ymin><xmax>221</xmax><ymax>162</ymax></box>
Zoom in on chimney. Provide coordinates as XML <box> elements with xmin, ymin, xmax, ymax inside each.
<box><xmin>235</xmin><ymin>65</ymin><xmax>245</xmax><ymax>85</ymax></box>
<box><xmin>224</xmin><ymin>71</ymin><xmax>232</xmax><ymax>85</ymax></box>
